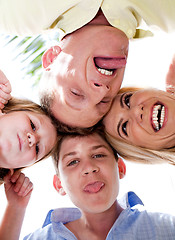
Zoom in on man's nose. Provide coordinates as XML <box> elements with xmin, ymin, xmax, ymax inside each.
<box><xmin>27</xmin><ymin>132</ymin><xmax>37</xmax><ymax>147</ymax></box>
<box><xmin>89</xmin><ymin>80</ymin><xmax>110</xmax><ymax>102</ymax></box>
<box><xmin>81</xmin><ymin>161</ymin><xmax>100</xmax><ymax>176</ymax></box>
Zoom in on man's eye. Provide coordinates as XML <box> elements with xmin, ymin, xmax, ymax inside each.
<box><xmin>124</xmin><ymin>94</ymin><xmax>132</xmax><ymax>108</ymax></box>
<box><xmin>30</xmin><ymin>120</ymin><xmax>36</xmax><ymax>131</ymax></box>
<box><xmin>67</xmin><ymin>160</ymin><xmax>79</xmax><ymax>167</ymax></box>
<box><xmin>36</xmin><ymin>143</ymin><xmax>39</xmax><ymax>155</ymax></box>
<box><xmin>71</xmin><ymin>89</ymin><xmax>82</xmax><ymax>97</ymax></box>
<box><xmin>122</xmin><ymin>121</ymin><xmax>128</xmax><ymax>136</ymax></box>
<box><xmin>93</xmin><ymin>154</ymin><xmax>106</xmax><ymax>159</ymax></box>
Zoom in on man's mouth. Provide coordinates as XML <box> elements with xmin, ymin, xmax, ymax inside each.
<box><xmin>151</xmin><ymin>102</ymin><xmax>165</xmax><ymax>132</ymax></box>
<box><xmin>94</xmin><ymin>57</ymin><xmax>126</xmax><ymax>76</ymax></box>
<box><xmin>83</xmin><ymin>181</ymin><xmax>105</xmax><ymax>193</ymax></box>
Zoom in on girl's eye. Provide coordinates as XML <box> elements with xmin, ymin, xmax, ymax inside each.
<box><xmin>124</xmin><ymin>94</ymin><xmax>132</xmax><ymax>108</ymax></box>
<box><xmin>67</xmin><ymin>160</ymin><xmax>79</xmax><ymax>167</ymax></box>
<box><xmin>122</xmin><ymin>121</ymin><xmax>128</xmax><ymax>136</ymax></box>
<box><xmin>36</xmin><ymin>143</ymin><xmax>39</xmax><ymax>155</ymax></box>
<box><xmin>93</xmin><ymin>154</ymin><xmax>106</xmax><ymax>159</ymax></box>
<box><xmin>30</xmin><ymin>120</ymin><xmax>36</xmax><ymax>131</ymax></box>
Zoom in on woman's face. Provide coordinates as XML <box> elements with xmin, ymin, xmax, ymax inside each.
<box><xmin>103</xmin><ymin>89</ymin><xmax>175</xmax><ymax>150</ymax></box>
<box><xmin>0</xmin><ymin>111</ymin><xmax>57</xmax><ymax>168</ymax></box>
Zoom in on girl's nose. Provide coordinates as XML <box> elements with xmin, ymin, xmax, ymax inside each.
<box><xmin>27</xmin><ymin>132</ymin><xmax>37</xmax><ymax>147</ymax></box>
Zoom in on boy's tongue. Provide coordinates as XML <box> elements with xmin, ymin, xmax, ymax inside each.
<box><xmin>84</xmin><ymin>181</ymin><xmax>104</xmax><ymax>193</ymax></box>
<box><xmin>94</xmin><ymin>57</ymin><xmax>126</xmax><ymax>69</ymax></box>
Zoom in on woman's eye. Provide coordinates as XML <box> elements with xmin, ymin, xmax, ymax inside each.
<box><xmin>124</xmin><ymin>94</ymin><xmax>132</xmax><ymax>108</ymax></box>
<box><xmin>67</xmin><ymin>160</ymin><xmax>79</xmax><ymax>167</ymax></box>
<box><xmin>35</xmin><ymin>143</ymin><xmax>39</xmax><ymax>155</ymax></box>
<box><xmin>93</xmin><ymin>154</ymin><xmax>106</xmax><ymax>159</ymax></box>
<box><xmin>30</xmin><ymin>120</ymin><xmax>36</xmax><ymax>131</ymax></box>
<box><xmin>122</xmin><ymin>121</ymin><xmax>128</xmax><ymax>136</ymax></box>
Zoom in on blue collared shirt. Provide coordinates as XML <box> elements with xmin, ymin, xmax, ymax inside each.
<box><xmin>24</xmin><ymin>192</ymin><xmax>175</xmax><ymax>240</ymax></box>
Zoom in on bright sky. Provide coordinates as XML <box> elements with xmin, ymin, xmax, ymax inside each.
<box><xmin>0</xmin><ymin>31</ymin><xmax>175</xmax><ymax>239</ymax></box>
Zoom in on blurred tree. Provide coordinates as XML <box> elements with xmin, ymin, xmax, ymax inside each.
<box><xmin>0</xmin><ymin>30</ymin><xmax>60</xmax><ymax>85</ymax></box>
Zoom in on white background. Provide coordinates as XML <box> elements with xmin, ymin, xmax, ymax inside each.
<box><xmin>0</xmin><ymin>31</ymin><xmax>175</xmax><ymax>239</ymax></box>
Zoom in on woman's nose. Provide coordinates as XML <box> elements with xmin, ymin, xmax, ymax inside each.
<box><xmin>27</xmin><ymin>132</ymin><xmax>37</xmax><ymax>147</ymax></box>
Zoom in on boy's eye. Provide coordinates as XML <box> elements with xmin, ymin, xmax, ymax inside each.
<box><xmin>36</xmin><ymin>143</ymin><xmax>39</xmax><ymax>155</ymax></box>
<box><xmin>122</xmin><ymin>121</ymin><xmax>128</xmax><ymax>136</ymax></box>
<box><xmin>67</xmin><ymin>160</ymin><xmax>79</xmax><ymax>167</ymax></box>
<box><xmin>124</xmin><ymin>94</ymin><xmax>132</xmax><ymax>108</ymax></box>
<box><xmin>30</xmin><ymin>120</ymin><xmax>36</xmax><ymax>131</ymax></box>
<box><xmin>93</xmin><ymin>154</ymin><xmax>106</xmax><ymax>159</ymax></box>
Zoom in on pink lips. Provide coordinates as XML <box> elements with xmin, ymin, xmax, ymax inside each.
<box><xmin>94</xmin><ymin>57</ymin><xmax>127</xmax><ymax>70</ymax></box>
<box><xmin>84</xmin><ymin>181</ymin><xmax>105</xmax><ymax>193</ymax></box>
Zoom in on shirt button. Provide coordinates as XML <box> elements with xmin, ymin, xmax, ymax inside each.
<box><xmin>127</xmin><ymin>29</ymin><xmax>133</xmax><ymax>37</ymax></box>
<box><xmin>114</xmin><ymin>19</ymin><xmax>120</xmax><ymax>25</ymax></box>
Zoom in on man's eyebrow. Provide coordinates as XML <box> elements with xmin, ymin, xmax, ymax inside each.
<box><xmin>120</xmin><ymin>93</ymin><xmax>125</xmax><ymax>108</ymax></box>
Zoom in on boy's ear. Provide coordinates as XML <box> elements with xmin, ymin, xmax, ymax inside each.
<box><xmin>42</xmin><ymin>46</ymin><xmax>61</xmax><ymax>70</ymax></box>
<box><xmin>118</xmin><ymin>158</ymin><xmax>126</xmax><ymax>179</ymax></box>
<box><xmin>53</xmin><ymin>174</ymin><xmax>66</xmax><ymax>196</ymax></box>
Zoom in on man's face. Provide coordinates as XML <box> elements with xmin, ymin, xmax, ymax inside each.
<box><xmin>42</xmin><ymin>25</ymin><xmax>129</xmax><ymax>127</ymax></box>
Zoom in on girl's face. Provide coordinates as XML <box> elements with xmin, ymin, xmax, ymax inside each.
<box><xmin>0</xmin><ymin>111</ymin><xmax>57</xmax><ymax>168</ymax></box>
<box><xmin>103</xmin><ymin>89</ymin><xmax>175</xmax><ymax>150</ymax></box>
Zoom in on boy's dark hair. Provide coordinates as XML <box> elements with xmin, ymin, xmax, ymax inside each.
<box><xmin>52</xmin><ymin>125</ymin><xmax>119</xmax><ymax>174</ymax></box>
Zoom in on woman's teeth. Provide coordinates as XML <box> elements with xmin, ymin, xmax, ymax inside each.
<box><xmin>152</xmin><ymin>104</ymin><xmax>165</xmax><ymax>131</ymax></box>
<box><xmin>97</xmin><ymin>67</ymin><xmax>113</xmax><ymax>76</ymax></box>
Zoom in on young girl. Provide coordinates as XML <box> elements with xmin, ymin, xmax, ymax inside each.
<box><xmin>0</xmin><ymin>69</ymin><xmax>58</xmax><ymax>239</ymax></box>
<box><xmin>0</xmin><ymin>70</ymin><xmax>58</xmax><ymax>170</ymax></box>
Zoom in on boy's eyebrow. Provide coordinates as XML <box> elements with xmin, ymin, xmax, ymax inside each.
<box><xmin>91</xmin><ymin>144</ymin><xmax>110</xmax><ymax>151</ymax></box>
<box><xmin>62</xmin><ymin>151</ymin><xmax>77</xmax><ymax>161</ymax></box>
<box><xmin>62</xmin><ymin>145</ymin><xmax>110</xmax><ymax>160</ymax></box>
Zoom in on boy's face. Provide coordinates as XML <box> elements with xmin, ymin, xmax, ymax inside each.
<box><xmin>54</xmin><ymin>134</ymin><xmax>125</xmax><ymax>214</ymax></box>
<box><xmin>42</xmin><ymin>25</ymin><xmax>129</xmax><ymax>127</ymax></box>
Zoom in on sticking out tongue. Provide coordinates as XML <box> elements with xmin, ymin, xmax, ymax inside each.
<box><xmin>84</xmin><ymin>181</ymin><xmax>104</xmax><ymax>193</ymax></box>
<box><xmin>94</xmin><ymin>57</ymin><xmax>126</xmax><ymax>70</ymax></box>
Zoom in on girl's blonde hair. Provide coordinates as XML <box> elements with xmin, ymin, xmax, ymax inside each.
<box><xmin>105</xmin><ymin>86</ymin><xmax>175</xmax><ymax>165</ymax></box>
<box><xmin>0</xmin><ymin>97</ymin><xmax>60</xmax><ymax>184</ymax></box>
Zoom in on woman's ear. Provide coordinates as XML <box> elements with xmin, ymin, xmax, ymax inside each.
<box><xmin>118</xmin><ymin>158</ymin><xmax>126</xmax><ymax>179</ymax></box>
<box><xmin>53</xmin><ymin>174</ymin><xmax>66</xmax><ymax>196</ymax></box>
<box><xmin>42</xmin><ymin>46</ymin><xmax>61</xmax><ymax>70</ymax></box>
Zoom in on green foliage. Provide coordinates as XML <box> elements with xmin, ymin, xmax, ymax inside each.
<box><xmin>1</xmin><ymin>31</ymin><xmax>60</xmax><ymax>85</ymax></box>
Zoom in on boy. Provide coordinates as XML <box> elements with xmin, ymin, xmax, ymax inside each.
<box><xmin>1</xmin><ymin>1</ymin><xmax>175</xmax><ymax>128</ymax></box>
<box><xmin>24</xmin><ymin>129</ymin><xmax>175</xmax><ymax>239</ymax></box>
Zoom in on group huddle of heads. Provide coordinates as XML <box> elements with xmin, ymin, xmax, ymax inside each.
<box><xmin>1</xmin><ymin>83</ymin><xmax>175</xmax><ymax>184</ymax></box>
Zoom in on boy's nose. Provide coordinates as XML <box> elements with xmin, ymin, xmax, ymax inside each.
<box><xmin>82</xmin><ymin>162</ymin><xmax>100</xmax><ymax>176</ymax></box>
<box><xmin>27</xmin><ymin>132</ymin><xmax>37</xmax><ymax>147</ymax></box>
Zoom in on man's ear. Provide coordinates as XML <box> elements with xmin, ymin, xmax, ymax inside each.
<box><xmin>53</xmin><ymin>174</ymin><xmax>66</xmax><ymax>196</ymax></box>
<box><xmin>118</xmin><ymin>158</ymin><xmax>126</xmax><ymax>179</ymax></box>
<box><xmin>42</xmin><ymin>46</ymin><xmax>61</xmax><ymax>70</ymax></box>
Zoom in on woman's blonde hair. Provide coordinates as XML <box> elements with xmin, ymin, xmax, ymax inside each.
<box><xmin>106</xmin><ymin>132</ymin><xmax>175</xmax><ymax>165</ymax></box>
<box><xmin>105</xmin><ymin>86</ymin><xmax>175</xmax><ymax>165</ymax></box>
<box><xmin>0</xmin><ymin>97</ymin><xmax>60</xmax><ymax>184</ymax></box>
